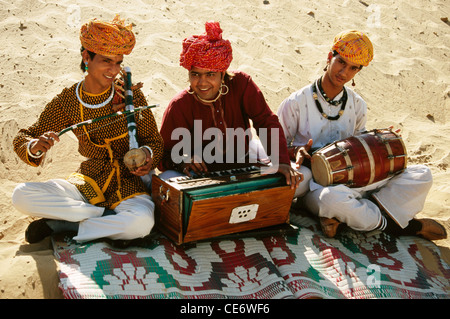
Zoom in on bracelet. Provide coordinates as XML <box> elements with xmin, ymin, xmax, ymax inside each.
<box><xmin>141</xmin><ymin>146</ymin><xmax>153</xmax><ymax>158</ymax></box>
<box><xmin>27</xmin><ymin>139</ymin><xmax>44</xmax><ymax>159</ymax></box>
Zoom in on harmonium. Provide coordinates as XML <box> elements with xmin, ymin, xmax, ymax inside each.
<box><xmin>151</xmin><ymin>165</ymin><xmax>296</xmax><ymax>245</ymax></box>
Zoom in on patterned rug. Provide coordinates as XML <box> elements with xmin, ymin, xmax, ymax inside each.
<box><xmin>52</xmin><ymin>211</ymin><xmax>450</xmax><ymax>299</ymax></box>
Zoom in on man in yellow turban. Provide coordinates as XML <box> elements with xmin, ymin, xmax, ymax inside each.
<box><xmin>11</xmin><ymin>15</ymin><xmax>164</xmax><ymax>246</ymax></box>
<box><xmin>277</xmin><ymin>30</ymin><xmax>446</xmax><ymax>241</ymax></box>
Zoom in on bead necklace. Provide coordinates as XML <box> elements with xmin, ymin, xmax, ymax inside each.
<box><xmin>312</xmin><ymin>78</ymin><xmax>347</xmax><ymax>121</ymax></box>
<box><xmin>317</xmin><ymin>77</ymin><xmax>346</xmax><ymax>106</ymax></box>
<box><xmin>76</xmin><ymin>80</ymin><xmax>115</xmax><ymax>109</ymax></box>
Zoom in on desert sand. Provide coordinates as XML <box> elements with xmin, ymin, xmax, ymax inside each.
<box><xmin>0</xmin><ymin>0</ymin><xmax>448</xmax><ymax>298</ymax></box>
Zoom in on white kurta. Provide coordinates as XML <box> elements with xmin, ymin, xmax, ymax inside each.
<box><xmin>277</xmin><ymin>80</ymin><xmax>432</xmax><ymax>231</ymax></box>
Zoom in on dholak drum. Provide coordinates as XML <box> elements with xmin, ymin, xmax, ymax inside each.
<box><xmin>311</xmin><ymin>129</ymin><xmax>407</xmax><ymax>187</ymax></box>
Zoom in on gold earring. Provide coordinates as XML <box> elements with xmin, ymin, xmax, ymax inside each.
<box><xmin>220</xmin><ymin>83</ymin><xmax>229</xmax><ymax>96</ymax></box>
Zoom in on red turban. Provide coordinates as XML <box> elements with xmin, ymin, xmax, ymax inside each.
<box><xmin>179</xmin><ymin>21</ymin><xmax>233</xmax><ymax>72</ymax></box>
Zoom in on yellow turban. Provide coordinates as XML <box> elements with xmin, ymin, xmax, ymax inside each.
<box><xmin>80</xmin><ymin>15</ymin><xmax>136</xmax><ymax>56</ymax></box>
<box><xmin>331</xmin><ymin>30</ymin><xmax>373</xmax><ymax>67</ymax></box>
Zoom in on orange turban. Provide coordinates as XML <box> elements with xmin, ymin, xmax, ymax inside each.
<box><xmin>80</xmin><ymin>15</ymin><xmax>136</xmax><ymax>56</ymax></box>
<box><xmin>180</xmin><ymin>21</ymin><xmax>233</xmax><ymax>72</ymax></box>
<box><xmin>331</xmin><ymin>30</ymin><xmax>374</xmax><ymax>67</ymax></box>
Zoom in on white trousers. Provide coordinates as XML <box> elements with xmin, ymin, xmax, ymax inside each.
<box><xmin>12</xmin><ymin>179</ymin><xmax>155</xmax><ymax>242</ymax></box>
<box><xmin>302</xmin><ymin>164</ymin><xmax>432</xmax><ymax>231</ymax></box>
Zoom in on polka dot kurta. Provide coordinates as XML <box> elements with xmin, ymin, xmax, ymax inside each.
<box><xmin>13</xmin><ymin>83</ymin><xmax>164</xmax><ymax>209</ymax></box>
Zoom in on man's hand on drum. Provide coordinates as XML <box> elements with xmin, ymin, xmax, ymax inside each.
<box><xmin>130</xmin><ymin>147</ymin><xmax>154</xmax><ymax>177</ymax></box>
<box><xmin>277</xmin><ymin>163</ymin><xmax>303</xmax><ymax>190</ymax></box>
<box><xmin>289</xmin><ymin>139</ymin><xmax>313</xmax><ymax>168</ymax></box>
<box><xmin>180</xmin><ymin>155</ymin><xmax>208</xmax><ymax>177</ymax></box>
<box><xmin>30</xmin><ymin>131</ymin><xmax>60</xmax><ymax>156</ymax></box>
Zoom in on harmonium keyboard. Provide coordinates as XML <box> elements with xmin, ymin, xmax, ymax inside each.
<box><xmin>151</xmin><ymin>166</ymin><xmax>296</xmax><ymax>245</ymax></box>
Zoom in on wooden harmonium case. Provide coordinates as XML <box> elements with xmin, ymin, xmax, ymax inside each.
<box><xmin>151</xmin><ymin>166</ymin><xmax>295</xmax><ymax>245</ymax></box>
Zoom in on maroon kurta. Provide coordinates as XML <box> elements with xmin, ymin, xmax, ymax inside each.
<box><xmin>159</xmin><ymin>71</ymin><xmax>289</xmax><ymax>172</ymax></box>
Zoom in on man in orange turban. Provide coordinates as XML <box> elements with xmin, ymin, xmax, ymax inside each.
<box><xmin>277</xmin><ymin>30</ymin><xmax>446</xmax><ymax>241</ymax></box>
<box><xmin>78</xmin><ymin>14</ymin><xmax>142</xmax><ymax>106</ymax></box>
<box><xmin>12</xmin><ymin>14</ymin><xmax>164</xmax><ymax>246</ymax></box>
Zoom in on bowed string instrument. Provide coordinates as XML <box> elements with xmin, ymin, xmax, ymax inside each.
<box><xmin>35</xmin><ymin>67</ymin><xmax>157</xmax><ymax>185</ymax></box>
<box><xmin>122</xmin><ymin>66</ymin><xmax>153</xmax><ymax>175</ymax></box>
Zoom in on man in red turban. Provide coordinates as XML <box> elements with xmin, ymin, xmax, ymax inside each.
<box><xmin>159</xmin><ymin>21</ymin><xmax>302</xmax><ymax>192</ymax></box>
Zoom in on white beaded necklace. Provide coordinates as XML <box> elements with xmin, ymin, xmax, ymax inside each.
<box><xmin>76</xmin><ymin>80</ymin><xmax>115</xmax><ymax>109</ymax></box>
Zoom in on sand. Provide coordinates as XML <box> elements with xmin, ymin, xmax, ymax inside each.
<box><xmin>0</xmin><ymin>0</ymin><xmax>448</xmax><ymax>299</ymax></box>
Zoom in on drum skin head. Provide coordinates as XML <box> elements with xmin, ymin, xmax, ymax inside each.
<box><xmin>124</xmin><ymin>148</ymin><xmax>147</xmax><ymax>171</ymax></box>
<box><xmin>310</xmin><ymin>129</ymin><xmax>407</xmax><ymax>188</ymax></box>
<box><xmin>311</xmin><ymin>153</ymin><xmax>332</xmax><ymax>186</ymax></box>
